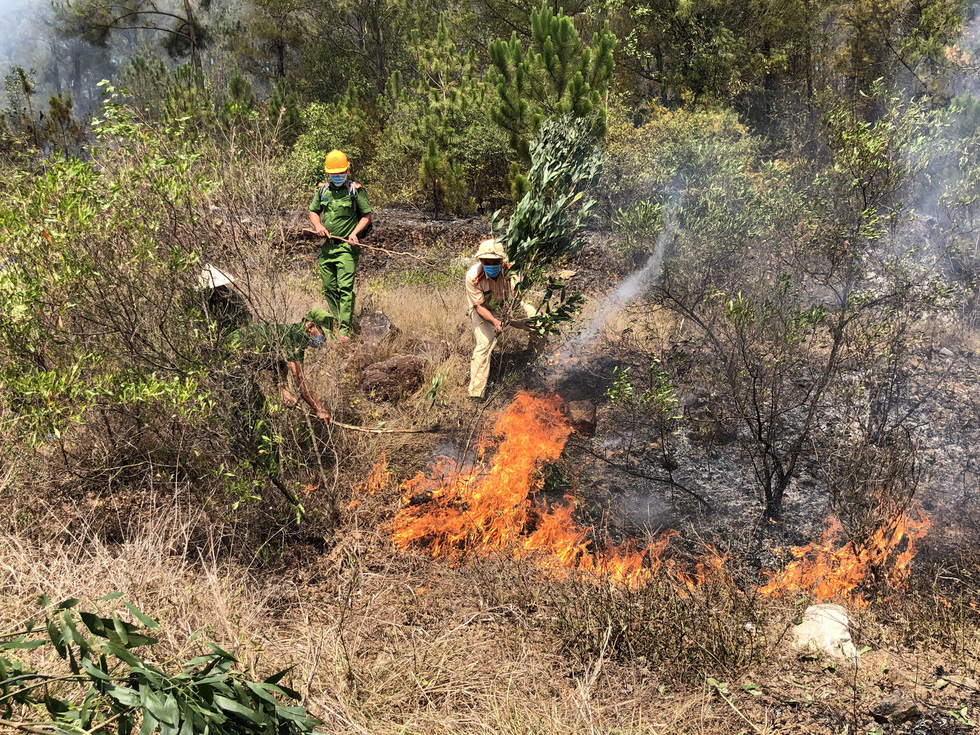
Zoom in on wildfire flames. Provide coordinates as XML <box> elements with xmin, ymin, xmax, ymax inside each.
<box><xmin>349</xmin><ymin>452</ymin><xmax>392</xmax><ymax>508</ymax></box>
<box><xmin>392</xmin><ymin>392</ymin><xmax>657</xmax><ymax>588</ymax></box>
<box><xmin>392</xmin><ymin>391</ymin><xmax>930</xmax><ymax>600</ymax></box>
<box><xmin>759</xmin><ymin>511</ymin><xmax>930</xmax><ymax>606</ymax></box>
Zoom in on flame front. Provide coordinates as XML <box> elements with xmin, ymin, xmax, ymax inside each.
<box><xmin>392</xmin><ymin>391</ymin><xmax>930</xmax><ymax>598</ymax></box>
<box><xmin>392</xmin><ymin>392</ymin><xmax>657</xmax><ymax>587</ymax></box>
<box><xmin>758</xmin><ymin>511</ymin><xmax>930</xmax><ymax>606</ymax></box>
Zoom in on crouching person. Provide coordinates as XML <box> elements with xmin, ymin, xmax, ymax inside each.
<box><xmin>465</xmin><ymin>239</ymin><xmax>542</xmax><ymax>400</ymax></box>
<box><xmin>223</xmin><ymin>309</ymin><xmax>333</xmax><ymax>424</ymax></box>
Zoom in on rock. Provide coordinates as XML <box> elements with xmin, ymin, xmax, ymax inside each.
<box><xmin>939</xmin><ymin>347</ymin><xmax>955</xmax><ymax>358</ymax></box>
<box><xmin>873</xmin><ymin>692</ymin><xmax>920</xmax><ymax>724</ymax></box>
<box><xmin>564</xmin><ymin>400</ymin><xmax>597</xmax><ymax>436</ymax></box>
<box><xmin>790</xmin><ymin>604</ymin><xmax>859</xmax><ymax>664</ymax></box>
<box><xmin>360</xmin><ymin>355</ymin><xmax>423</xmax><ymax>401</ymax></box>
<box><xmin>416</xmin><ymin>338</ymin><xmax>451</xmax><ymax>363</ymax></box>
<box><xmin>359</xmin><ymin>312</ymin><xmax>397</xmax><ymax>346</ymax></box>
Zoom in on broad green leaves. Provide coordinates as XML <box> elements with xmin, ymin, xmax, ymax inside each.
<box><xmin>494</xmin><ymin>116</ymin><xmax>601</xmax><ymax>335</ymax></box>
<box><xmin>0</xmin><ymin>597</ymin><xmax>320</xmax><ymax>735</ymax></box>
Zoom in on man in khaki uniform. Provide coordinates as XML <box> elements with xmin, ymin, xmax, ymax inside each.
<box><xmin>465</xmin><ymin>239</ymin><xmax>539</xmax><ymax>399</ymax></box>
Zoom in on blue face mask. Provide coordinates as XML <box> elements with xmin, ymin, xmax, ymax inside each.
<box><xmin>482</xmin><ymin>263</ymin><xmax>502</xmax><ymax>278</ymax></box>
<box><xmin>329</xmin><ymin>173</ymin><xmax>347</xmax><ymax>186</ymax></box>
<box><xmin>309</xmin><ymin>332</ymin><xmax>325</xmax><ymax>349</ymax></box>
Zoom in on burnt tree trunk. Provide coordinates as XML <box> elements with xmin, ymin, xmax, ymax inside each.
<box><xmin>71</xmin><ymin>44</ymin><xmax>81</xmax><ymax>100</ymax></box>
<box><xmin>183</xmin><ymin>0</ymin><xmax>203</xmax><ymax>77</ymax></box>
<box><xmin>49</xmin><ymin>38</ymin><xmax>62</xmax><ymax>96</ymax></box>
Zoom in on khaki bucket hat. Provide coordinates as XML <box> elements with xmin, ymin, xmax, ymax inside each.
<box><xmin>198</xmin><ymin>264</ymin><xmax>235</xmax><ymax>290</ymax></box>
<box><xmin>475</xmin><ymin>239</ymin><xmax>506</xmax><ymax>261</ymax></box>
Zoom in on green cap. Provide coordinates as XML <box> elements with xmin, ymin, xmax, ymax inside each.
<box><xmin>304</xmin><ymin>308</ymin><xmax>332</xmax><ymax>329</ymax></box>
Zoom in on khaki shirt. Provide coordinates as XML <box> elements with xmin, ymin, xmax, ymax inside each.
<box><xmin>465</xmin><ymin>262</ymin><xmax>518</xmax><ymax>316</ymax></box>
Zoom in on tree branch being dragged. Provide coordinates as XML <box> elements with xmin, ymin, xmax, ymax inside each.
<box><xmin>492</xmin><ymin>115</ymin><xmax>602</xmax><ymax>336</ymax></box>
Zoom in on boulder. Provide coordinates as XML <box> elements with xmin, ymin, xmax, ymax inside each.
<box><xmin>564</xmin><ymin>400</ymin><xmax>597</xmax><ymax>436</ymax></box>
<box><xmin>361</xmin><ymin>354</ymin><xmax>423</xmax><ymax>401</ymax></box>
<box><xmin>790</xmin><ymin>604</ymin><xmax>859</xmax><ymax>664</ymax></box>
<box><xmin>873</xmin><ymin>692</ymin><xmax>920</xmax><ymax>724</ymax></box>
<box><xmin>359</xmin><ymin>312</ymin><xmax>397</xmax><ymax>346</ymax></box>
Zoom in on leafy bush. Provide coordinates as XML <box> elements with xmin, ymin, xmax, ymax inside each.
<box><xmin>612</xmin><ymin>199</ymin><xmax>665</xmax><ymax>267</ymax></box>
<box><xmin>604</xmin><ymin>101</ymin><xmax>759</xmax><ymax>215</ymax></box>
<box><xmin>286</xmin><ymin>88</ymin><xmax>375</xmax><ymax>188</ymax></box>
<box><xmin>0</xmin><ymin>89</ymin><xmax>333</xmax><ymax>523</ymax></box>
<box><xmin>651</xmin><ymin>87</ymin><xmax>949</xmax><ymax>521</ymax></box>
<box><xmin>0</xmin><ymin>595</ymin><xmax>320</xmax><ymax>735</ymax></box>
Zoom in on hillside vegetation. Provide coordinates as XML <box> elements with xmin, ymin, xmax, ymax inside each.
<box><xmin>1</xmin><ymin>1</ymin><xmax>980</xmax><ymax>733</ymax></box>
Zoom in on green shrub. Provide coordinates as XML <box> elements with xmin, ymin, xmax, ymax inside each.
<box><xmin>0</xmin><ymin>90</ymin><xmax>333</xmax><ymax>522</ymax></box>
<box><xmin>287</xmin><ymin>89</ymin><xmax>375</xmax><ymax>189</ymax></box>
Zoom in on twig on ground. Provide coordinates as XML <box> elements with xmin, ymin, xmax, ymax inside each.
<box><xmin>331</xmin><ymin>420</ymin><xmax>440</xmax><ymax>435</ymax></box>
<box><xmin>707</xmin><ymin>678</ymin><xmax>767</xmax><ymax>735</ymax></box>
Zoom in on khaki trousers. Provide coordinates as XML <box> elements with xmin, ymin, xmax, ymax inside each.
<box><xmin>468</xmin><ymin>303</ymin><xmax>539</xmax><ymax>398</ymax></box>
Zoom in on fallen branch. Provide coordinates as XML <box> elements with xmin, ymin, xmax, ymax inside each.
<box><xmin>331</xmin><ymin>419</ymin><xmax>441</xmax><ymax>435</ymax></box>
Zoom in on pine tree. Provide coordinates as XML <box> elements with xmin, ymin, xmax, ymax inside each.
<box><xmin>3</xmin><ymin>67</ymin><xmax>39</xmax><ymax>148</ymax></box>
<box><xmin>163</xmin><ymin>64</ymin><xmax>213</xmax><ymax>130</ymax></box>
<box><xmin>218</xmin><ymin>72</ymin><xmax>257</xmax><ymax>132</ymax></box>
<box><xmin>122</xmin><ymin>55</ymin><xmax>170</xmax><ymax>118</ymax></box>
<box><xmin>267</xmin><ymin>78</ymin><xmax>301</xmax><ymax>145</ymax></box>
<box><xmin>44</xmin><ymin>94</ymin><xmax>83</xmax><ymax>153</ymax></box>
<box><xmin>53</xmin><ymin>0</ymin><xmax>212</xmax><ymax>78</ymax></box>
<box><xmin>398</xmin><ymin>16</ymin><xmax>495</xmax><ymax>213</ymax></box>
<box><xmin>420</xmin><ymin>139</ymin><xmax>448</xmax><ymax>217</ymax></box>
<box><xmin>488</xmin><ymin>3</ymin><xmax>615</xmax><ymax>163</ymax></box>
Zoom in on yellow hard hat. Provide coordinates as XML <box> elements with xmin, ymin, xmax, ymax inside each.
<box><xmin>324</xmin><ymin>149</ymin><xmax>350</xmax><ymax>174</ymax></box>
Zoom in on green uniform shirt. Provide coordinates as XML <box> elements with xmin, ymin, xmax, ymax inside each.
<box><xmin>224</xmin><ymin>322</ymin><xmax>309</xmax><ymax>364</ymax></box>
<box><xmin>309</xmin><ymin>183</ymin><xmax>371</xmax><ymax>241</ymax></box>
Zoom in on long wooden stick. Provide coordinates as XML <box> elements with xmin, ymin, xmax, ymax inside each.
<box><xmin>302</xmin><ymin>229</ymin><xmax>447</xmax><ymax>271</ymax></box>
<box><xmin>330</xmin><ymin>419</ymin><xmax>441</xmax><ymax>435</ymax></box>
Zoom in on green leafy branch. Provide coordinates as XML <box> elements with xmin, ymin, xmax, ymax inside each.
<box><xmin>0</xmin><ymin>594</ymin><xmax>320</xmax><ymax>735</ymax></box>
<box><xmin>493</xmin><ymin>115</ymin><xmax>601</xmax><ymax>335</ymax></box>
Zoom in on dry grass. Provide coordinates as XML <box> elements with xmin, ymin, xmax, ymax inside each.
<box><xmin>1</xmin><ymin>472</ymin><xmax>978</xmax><ymax>735</ymax></box>
<box><xmin>3</xmin><ymin>221</ymin><xmax>979</xmax><ymax>735</ymax></box>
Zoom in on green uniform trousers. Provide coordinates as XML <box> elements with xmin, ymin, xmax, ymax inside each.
<box><xmin>317</xmin><ymin>240</ymin><xmax>360</xmax><ymax>337</ymax></box>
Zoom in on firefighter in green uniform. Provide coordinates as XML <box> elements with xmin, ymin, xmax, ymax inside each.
<box><xmin>224</xmin><ymin>309</ymin><xmax>333</xmax><ymax>424</ymax></box>
<box><xmin>198</xmin><ymin>264</ymin><xmax>252</xmax><ymax>338</ymax></box>
<box><xmin>309</xmin><ymin>149</ymin><xmax>372</xmax><ymax>342</ymax></box>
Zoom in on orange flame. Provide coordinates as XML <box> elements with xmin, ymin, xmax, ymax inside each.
<box><xmin>349</xmin><ymin>452</ymin><xmax>392</xmax><ymax>508</ymax></box>
<box><xmin>758</xmin><ymin>511</ymin><xmax>930</xmax><ymax>606</ymax></box>
<box><xmin>393</xmin><ymin>392</ymin><xmax>571</xmax><ymax>558</ymax></box>
<box><xmin>356</xmin><ymin>452</ymin><xmax>391</xmax><ymax>496</ymax></box>
<box><xmin>391</xmin><ymin>392</ymin><xmax>930</xmax><ymax>598</ymax></box>
<box><xmin>392</xmin><ymin>392</ymin><xmax>662</xmax><ymax>587</ymax></box>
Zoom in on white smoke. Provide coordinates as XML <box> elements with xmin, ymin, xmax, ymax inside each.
<box><xmin>545</xmin><ymin>197</ymin><xmax>682</xmax><ymax>383</ymax></box>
